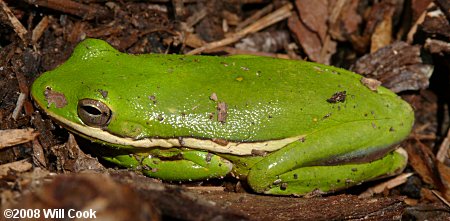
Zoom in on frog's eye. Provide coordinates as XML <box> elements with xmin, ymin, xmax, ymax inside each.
<box><xmin>77</xmin><ymin>99</ymin><xmax>112</xmax><ymax>127</ymax></box>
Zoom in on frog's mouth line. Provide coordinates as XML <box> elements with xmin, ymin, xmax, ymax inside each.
<box><xmin>46</xmin><ymin>110</ymin><xmax>305</xmax><ymax>156</ymax></box>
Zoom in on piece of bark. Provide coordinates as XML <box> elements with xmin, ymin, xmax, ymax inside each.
<box><xmin>405</xmin><ymin>140</ymin><xmax>440</xmax><ymax>188</ymax></box>
<box><xmin>403</xmin><ymin>202</ymin><xmax>450</xmax><ymax>220</ymax></box>
<box><xmin>370</xmin><ymin>6</ymin><xmax>394</xmax><ymax>52</ymax></box>
<box><xmin>172</xmin><ymin>0</ymin><xmax>185</xmax><ymax>19</ymax></box>
<box><xmin>196</xmin><ymin>190</ymin><xmax>406</xmax><ymax>220</ymax></box>
<box><xmin>436</xmin><ymin>126</ymin><xmax>450</xmax><ymax>163</ymax></box>
<box><xmin>407</xmin><ymin>3</ymin><xmax>432</xmax><ymax>44</ymax></box>
<box><xmin>424</xmin><ymin>38</ymin><xmax>450</xmax><ymax>55</ymax></box>
<box><xmin>0</xmin><ymin>128</ymin><xmax>38</xmax><ymax>149</ymax></box>
<box><xmin>359</xmin><ymin>172</ymin><xmax>413</xmax><ymax>198</ymax></box>
<box><xmin>352</xmin><ymin>41</ymin><xmax>433</xmax><ymax>93</ymax></box>
<box><xmin>31</xmin><ymin>16</ymin><xmax>49</xmax><ymax>44</ymax></box>
<box><xmin>32</xmin><ymin>139</ymin><xmax>47</xmax><ymax>168</ymax></box>
<box><xmin>436</xmin><ymin>161</ymin><xmax>450</xmax><ymax>201</ymax></box>
<box><xmin>435</xmin><ymin>0</ymin><xmax>450</xmax><ymax>21</ymax></box>
<box><xmin>50</xmin><ymin>134</ymin><xmax>105</xmax><ymax>173</ymax></box>
<box><xmin>420</xmin><ymin>7</ymin><xmax>450</xmax><ymax>38</ymax></box>
<box><xmin>0</xmin><ymin>159</ymin><xmax>33</xmax><ymax>177</ymax></box>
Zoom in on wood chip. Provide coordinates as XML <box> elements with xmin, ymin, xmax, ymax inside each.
<box><xmin>172</xmin><ymin>0</ymin><xmax>185</xmax><ymax>19</ymax></box>
<box><xmin>405</xmin><ymin>140</ymin><xmax>440</xmax><ymax>187</ymax></box>
<box><xmin>352</xmin><ymin>41</ymin><xmax>433</xmax><ymax>93</ymax></box>
<box><xmin>407</xmin><ymin>2</ymin><xmax>432</xmax><ymax>44</ymax></box>
<box><xmin>32</xmin><ymin>16</ymin><xmax>49</xmax><ymax>44</ymax></box>
<box><xmin>0</xmin><ymin>159</ymin><xmax>33</xmax><ymax>177</ymax></box>
<box><xmin>436</xmin><ymin>127</ymin><xmax>450</xmax><ymax>163</ymax></box>
<box><xmin>370</xmin><ymin>6</ymin><xmax>394</xmax><ymax>53</ymax></box>
<box><xmin>424</xmin><ymin>38</ymin><xmax>450</xmax><ymax>54</ymax></box>
<box><xmin>436</xmin><ymin>161</ymin><xmax>450</xmax><ymax>202</ymax></box>
<box><xmin>0</xmin><ymin>128</ymin><xmax>39</xmax><ymax>149</ymax></box>
<box><xmin>32</xmin><ymin>139</ymin><xmax>47</xmax><ymax>168</ymax></box>
<box><xmin>12</xmin><ymin>92</ymin><xmax>26</xmax><ymax>120</ymax></box>
<box><xmin>359</xmin><ymin>173</ymin><xmax>413</xmax><ymax>198</ymax></box>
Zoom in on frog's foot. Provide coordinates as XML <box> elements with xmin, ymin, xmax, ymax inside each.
<box><xmin>106</xmin><ymin>150</ymin><xmax>232</xmax><ymax>181</ymax></box>
<box><xmin>249</xmin><ymin>148</ymin><xmax>408</xmax><ymax>196</ymax></box>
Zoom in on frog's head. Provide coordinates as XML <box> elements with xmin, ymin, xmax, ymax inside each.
<box><xmin>31</xmin><ymin>39</ymin><xmax>149</xmax><ymax>148</ymax></box>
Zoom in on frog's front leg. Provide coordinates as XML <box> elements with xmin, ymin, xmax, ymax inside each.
<box><xmin>108</xmin><ymin>149</ymin><xmax>232</xmax><ymax>181</ymax></box>
<box><xmin>247</xmin><ymin>121</ymin><xmax>409</xmax><ymax>195</ymax></box>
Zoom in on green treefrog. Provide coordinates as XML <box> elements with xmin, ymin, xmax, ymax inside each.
<box><xmin>31</xmin><ymin>39</ymin><xmax>414</xmax><ymax>195</ymax></box>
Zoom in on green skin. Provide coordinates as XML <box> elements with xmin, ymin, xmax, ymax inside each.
<box><xmin>31</xmin><ymin>39</ymin><xmax>414</xmax><ymax>195</ymax></box>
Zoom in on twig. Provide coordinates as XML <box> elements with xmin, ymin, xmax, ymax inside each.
<box><xmin>172</xmin><ymin>0</ymin><xmax>185</xmax><ymax>18</ymax></box>
<box><xmin>12</xmin><ymin>93</ymin><xmax>26</xmax><ymax>120</ymax></box>
<box><xmin>32</xmin><ymin>16</ymin><xmax>49</xmax><ymax>44</ymax></box>
<box><xmin>431</xmin><ymin>190</ymin><xmax>450</xmax><ymax>208</ymax></box>
<box><xmin>24</xmin><ymin>0</ymin><xmax>107</xmax><ymax>20</ymax></box>
<box><xmin>0</xmin><ymin>0</ymin><xmax>28</xmax><ymax>43</ymax></box>
<box><xmin>185</xmin><ymin>7</ymin><xmax>208</xmax><ymax>28</ymax></box>
<box><xmin>184</xmin><ymin>186</ymin><xmax>225</xmax><ymax>191</ymax></box>
<box><xmin>235</xmin><ymin>3</ymin><xmax>274</xmax><ymax>31</ymax></box>
<box><xmin>186</xmin><ymin>3</ymin><xmax>293</xmax><ymax>55</ymax></box>
<box><xmin>407</xmin><ymin>2</ymin><xmax>433</xmax><ymax>44</ymax></box>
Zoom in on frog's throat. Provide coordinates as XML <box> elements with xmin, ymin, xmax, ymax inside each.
<box><xmin>53</xmin><ymin>114</ymin><xmax>305</xmax><ymax>156</ymax></box>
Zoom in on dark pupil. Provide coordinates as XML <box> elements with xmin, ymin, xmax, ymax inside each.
<box><xmin>81</xmin><ymin>105</ymin><xmax>102</xmax><ymax>116</ymax></box>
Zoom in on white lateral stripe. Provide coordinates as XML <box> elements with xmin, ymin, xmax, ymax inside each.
<box><xmin>52</xmin><ymin>113</ymin><xmax>303</xmax><ymax>155</ymax></box>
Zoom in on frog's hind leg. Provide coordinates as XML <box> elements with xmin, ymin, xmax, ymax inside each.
<box><xmin>107</xmin><ymin>150</ymin><xmax>233</xmax><ymax>181</ymax></box>
<box><xmin>246</xmin><ymin>119</ymin><xmax>410</xmax><ymax>196</ymax></box>
<box><xmin>261</xmin><ymin>148</ymin><xmax>407</xmax><ymax>195</ymax></box>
